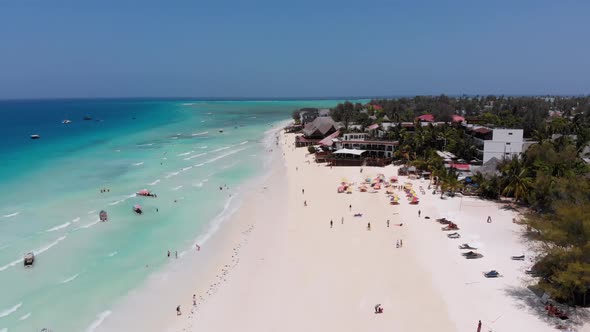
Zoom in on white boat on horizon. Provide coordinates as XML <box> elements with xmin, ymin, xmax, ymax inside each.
<box><xmin>62</xmin><ymin>119</ymin><xmax>72</xmax><ymax>124</ymax></box>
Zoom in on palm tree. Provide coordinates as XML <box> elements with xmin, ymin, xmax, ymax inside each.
<box><xmin>500</xmin><ymin>156</ymin><xmax>531</xmax><ymax>202</ymax></box>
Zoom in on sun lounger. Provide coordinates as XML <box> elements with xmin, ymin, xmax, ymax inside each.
<box><xmin>483</xmin><ymin>270</ymin><xmax>500</xmax><ymax>278</ymax></box>
<box><xmin>447</xmin><ymin>232</ymin><xmax>461</xmax><ymax>239</ymax></box>
<box><xmin>442</xmin><ymin>224</ymin><xmax>459</xmax><ymax>231</ymax></box>
<box><xmin>462</xmin><ymin>251</ymin><xmax>483</xmax><ymax>259</ymax></box>
<box><xmin>511</xmin><ymin>255</ymin><xmax>525</xmax><ymax>260</ymax></box>
<box><xmin>354</xmin><ymin>213</ymin><xmax>363</xmax><ymax>217</ymax></box>
<box><xmin>458</xmin><ymin>244</ymin><xmax>477</xmax><ymax>250</ymax></box>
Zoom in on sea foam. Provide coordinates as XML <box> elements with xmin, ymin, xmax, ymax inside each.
<box><xmin>2</xmin><ymin>212</ymin><xmax>19</xmax><ymax>218</ymax></box>
<box><xmin>183</xmin><ymin>152</ymin><xmax>207</xmax><ymax>161</ymax></box>
<box><xmin>60</xmin><ymin>273</ymin><xmax>79</xmax><ymax>284</ymax></box>
<box><xmin>46</xmin><ymin>222</ymin><xmax>71</xmax><ymax>232</ymax></box>
<box><xmin>0</xmin><ymin>302</ymin><xmax>22</xmax><ymax>318</ymax></box>
<box><xmin>85</xmin><ymin>310</ymin><xmax>112</xmax><ymax>332</ymax></box>
<box><xmin>19</xmin><ymin>312</ymin><xmax>31</xmax><ymax>320</ymax></box>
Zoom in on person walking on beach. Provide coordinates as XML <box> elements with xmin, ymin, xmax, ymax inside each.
<box><xmin>304</xmin><ymin>200</ymin><xmax>307</xmax><ymax>207</ymax></box>
<box><xmin>175</xmin><ymin>251</ymin><xmax>178</xmax><ymax>259</ymax></box>
<box><xmin>193</xmin><ymin>294</ymin><xmax>197</xmax><ymax>306</ymax></box>
<box><xmin>387</xmin><ymin>219</ymin><xmax>390</xmax><ymax>227</ymax></box>
<box><xmin>302</xmin><ymin>188</ymin><xmax>304</xmax><ymax>194</ymax></box>
<box><xmin>330</xmin><ymin>220</ymin><xmax>333</xmax><ymax>228</ymax></box>
<box><xmin>487</xmin><ymin>216</ymin><xmax>492</xmax><ymax>223</ymax></box>
<box><xmin>341</xmin><ymin>217</ymin><xmax>344</xmax><ymax>224</ymax></box>
<box><xmin>167</xmin><ymin>250</ymin><xmax>171</xmax><ymax>258</ymax></box>
<box><xmin>396</xmin><ymin>240</ymin><xmax>399</xmax><ymax>248</ymax></box>
<box><xmin>367</xmin><ymin>222</ymin><xmax>371</xmax><ymax>231</ymax></box>
<box><xmin>349</xmin><ymin>204</ymin><xmax>352</xmax><ymax>211</ymax></box>
<box><xmin>418</xmin><ymin>210</ymin><xmax>421</xmax><ymax>217</ymax></box>
<box><xmin>477</xmin><ymin>320</ymin><xmax>482</xmax><ymax>332</ymax></box>
<box><xmin>400</xmin><ymin>239</ymin><xmax>403</xmax><ymax>247</ymax></box>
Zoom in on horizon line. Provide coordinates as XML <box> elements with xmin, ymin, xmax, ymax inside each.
<box><xmin>0</xmin><ymin>93</ymin><xmax>589</xmax><ymax>102</ymax></box>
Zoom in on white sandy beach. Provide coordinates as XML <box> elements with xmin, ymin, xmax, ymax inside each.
<box><xmin>98</xmin><ymin>128</ymin><xmax>589</xmax><ymax>332</ymax></box>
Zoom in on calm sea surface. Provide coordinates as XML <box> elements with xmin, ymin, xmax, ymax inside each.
<box><xmin>0</xmin><ymin>99</ymin><xmax>349</xmax><ymax>332</ymax></box>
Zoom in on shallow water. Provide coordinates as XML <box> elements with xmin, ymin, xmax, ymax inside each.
<box><xmin>0</xmin><ymin>99</ymin><xmax>350</xmax><ymax>332</ymax></box>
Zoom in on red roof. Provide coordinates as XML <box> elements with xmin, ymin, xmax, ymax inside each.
<box><xmin>472</xmin><ymin>127</ymin><xmax>492</xmax><ymax>134</ymax></box>
<box><xmin>449</xmin><ymin>163</ymin><xmax>470</xmax><ymax>171</ymax></box>
<box><xmin>367</xmin><ymin>124</ymin><xmax>379</xmax><ymax>130</ymax></box>
<box><xmin>373</xmin><ymin>105</ymin><xmax>383</xmax><ymax>110</ymax></box>
<box><xmin>319</xmin><ymin>130</ymin><xmax>340</xmax><ymax>146</ymax></box>
<box><xmin>416</xmin><ymin>114</ymin><xmax>435</xmax><ymax>122</ymax></box>
<box><xmin>452</xmin><ymin>115</ymin><xmax>465</xmax><ymax>123</ymax></box>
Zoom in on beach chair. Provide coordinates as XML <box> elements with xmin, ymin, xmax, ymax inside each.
<box><xmin>483</xmin><ymin>270</ymin><xmax>500</xmax><ymax>278</ymax></box>
<box><xmin>462</xmin><ymin>251</ymin><xmax>482</xmax><ymax>259</ymax></box>
<box><xmin>447</xmin><ymin>232</ymin><xmax>461</xmax><ymax>239</ymax></box>
<box><xmin>442</xmin><ymin>223</ymin><xmax>459</xmax><ymax>231</ymax></box>
<box><xmin>458</xmin><ymin>244</ymin><xmax>477</xmax><ymax>250</ymax></box>
<box><xmin>511</xmin><ymin>255</ymin><xmax>525</xmax><ymax>261</ymax></box>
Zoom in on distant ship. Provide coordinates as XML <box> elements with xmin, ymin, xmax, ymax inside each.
<box><xmin>62</xmin><ymin>119</ymin><xmax>72</xmax><ymax>124</ymax></box>
<box><xmin>30</xmin><ymin>134</ymin><xmax>41</xmax><ymax>139</ymax></box>
<box><xmin>83</xmin><ymin>115</ymin><xmax>92</xmax><ymax>121</ymax></box>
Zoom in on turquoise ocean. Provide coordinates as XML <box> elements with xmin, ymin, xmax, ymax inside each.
<box><xmin>0</xmin><ymin>99</ymin><xmax>345</xmax><ymax>332</ymax></box>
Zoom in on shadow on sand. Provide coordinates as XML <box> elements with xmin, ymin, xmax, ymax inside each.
<box><xmin>503</xmin><ymin>285</ymin><xmax>590</xmax><ymax>330</ymax></box>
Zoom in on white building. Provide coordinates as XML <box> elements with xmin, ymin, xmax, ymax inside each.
<box><xmin>483</xmin><ymin>129</ymin><xmax>524</xmax><ymax>163</ymax></box>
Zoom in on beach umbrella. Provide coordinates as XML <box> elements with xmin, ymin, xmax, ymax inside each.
<box><xmin>134</xmin><ymin>204</ymin><xmax>142</xmax><ymax>209</ymax></box>
<box><xmin>412</xmin><ymin>196</ymin><xmax>419</xmax><ymax>203</ymax></box>
<box><xmin>137</xmin><ymin>189</ymin><xmax>150</xmax><ymax>195</ymax></box>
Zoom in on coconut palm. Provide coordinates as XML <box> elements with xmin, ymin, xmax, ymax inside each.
<box><xmin>500</xmin><ymin>156</ymin><xmax>531</xmax><ymax>202</ymax></box>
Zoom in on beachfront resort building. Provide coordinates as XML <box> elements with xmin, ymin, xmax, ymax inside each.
<box><xmin>482</xmin><ymin>129</ymin><xmax>525</xmax><ymax>163</ymax></box>
<box><xmin>295</xmin><ymin>117</ymin><xmax>339</xmax><ymax>147</ymax></box>
<box><xmin>332</xmin><ymin>137</ymin><xmax>398</xmax><ymax>159</ymax></box>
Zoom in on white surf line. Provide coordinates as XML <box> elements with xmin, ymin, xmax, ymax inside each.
<box><xmin>60</xmin><ymin>273</ymin><xmax>80</xmax><ymax>284</ymax></box>
<box><xmin>77</xmin><ymin>220</ymin><xmax>100</xmax><ymax>230</ymax></box>
<box><xmin>165</xmin><ymin>171</ymin><xmax>180</xmax><ymax>179</ymax></box>
<box><xmin>204</xmin><ymin>147</ymin><xmax>247</xmax><ymax>165</ymax></box>
<box><xmin>87</xmin><ymin>210</ymin><xmax>96</xmax><ymax>214</ymax></box>
<box><xmin>171</xmin><ymin>185</ymin><xmax>183</xmax><ymax>191</ymax></box>
<box><xmin>239</xmin><ymin>140</ymin><xmax>249</xmax><ymax>145</ymax></box>
<box><xmin>148</xmin><ymin>179</ymin><xmax>161</xmax><ymax>186</ymax></box>
<box><xmin>46</xmin><ymin>222</ymin><xmax>71</xmax><ymax>232</ymax></box>
<box><xmin>2</xmin><ymin>212</ymin><xmax>19</xmax><ymax>218</ymax></box>
<box><xmin>0</xmin><ymin>236</ymin><xmax>68</xmax><ymax>272</ymax></box>
<box><xmin>85</xmin><ymin>310</ymin><xmax>112</xmax><ymax>332</ymax></box>
<box><xmin>108</xmin><ymin>251</ymin><xmax>118</xmax><ymax>257</ymax></box>
<box><xmin>211</xmin><ymin>146</ymin><xmax>232</xmax><ymax>153</ymax></box>
<box><xmin>132</xmin><ymin>162</ymin><xmax>144</xmax><ymax>166</ymax></box>
<box><xmin>191</xmin><ymin>131</ymin><xmax>208</xmax><ymax>136</ymax></box>
<box><xmin>72</xmin><ymin>217</ymin><xmax>81</xmax><ymax>223</ymax></box>
<box><xmin>183</xmin><ymin>152</ymin><xmax>207</xmax><ymax>161</ymax></box>
<box><xmin>0</xmin><ymin>302</ymin><xmax>21</xmax><ymax>318</ymax></box>
<box><xmin>176</xmin><ymin>151</ymin><xmax>193</xmax><ymax>156</ymax></box>
<box><xmin>19</xmin><ymin>312</ymin><xmax>31</xmax><ymax>321</ymax></box>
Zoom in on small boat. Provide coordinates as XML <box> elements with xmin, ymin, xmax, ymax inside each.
<box><xmin>218</xmin><ymin>129</ymin><xmax>223</xmax><ymax>133</ymax></box>
<box><xmin>62</xmin><ymin>119</ymin><xmax>72</xmax><ymax>124</ymax></box>
<box><xmin>30</xmin><ymin>134</ymin><xmax>41</xmax><ymax>139</ymax></box>
<box><xmin>83</xmin><ymin>115</ymin><xmax>92</xmax><ymax>121</ymax></box>
<box><xmin>24</xmin><ymin>252</ymin><xmax>35</xmax><ymax>267</ymax></box>
<box><xmin>136</xmin><ymin>189</ymin><xmax>156</xmax><ymax>197</ymax></box>
<box><xmin>99</xmin><ymin>210</ymin><xmax>108</xmax><ymax>222</ymax></box>
<box><xmin>133</xmin><ymin>204</ymin><xmax>143</xmax><ymax>215</ymax></box>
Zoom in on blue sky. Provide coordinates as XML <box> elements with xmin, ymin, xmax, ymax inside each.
<box><xmin>0</xmin><ymin>0</ymin><xmax>588</xmax><ymax>98</ymax></box>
